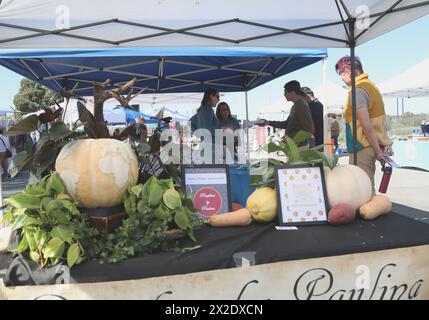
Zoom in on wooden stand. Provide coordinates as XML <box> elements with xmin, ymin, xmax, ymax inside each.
<box><xmin>87</xmin><ymin>211</ymin><xmax>128</xmax><ymax>233</ymax></box>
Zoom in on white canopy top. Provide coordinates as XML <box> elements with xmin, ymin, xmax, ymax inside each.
<box><xmin>1</xmin><ymin>0</ymin><xmax>429</xmax><ymax>49</ymax></box>
<box><xmin>379</xmin><ymin>57</ymin><xmax>429</xmax><ymax>98</ymax></box>
<box><xmin>313</xmin><ymin>80</ymin><xmax>348</xmax><ymax>110</ymax></box>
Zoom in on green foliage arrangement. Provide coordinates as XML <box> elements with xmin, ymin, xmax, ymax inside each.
<box><xmin>2</xmin><ymin>172</ymin><xmax>95</xmax><ymax>268</ymax></box>
<box><xmin>2</xmin><ymin>173</ymin><xmax>199</xmax><ymax>267</ymax></box>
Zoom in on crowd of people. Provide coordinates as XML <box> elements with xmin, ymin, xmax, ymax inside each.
<box><xmin>188</xmin><ymin>55</ymin><xmax>394</xmax><ymax>194</ymax></box>
<box><xmin>0</xmin><ymin>56</ymin><xmax>394</xmax><ymax>192</ymax></box>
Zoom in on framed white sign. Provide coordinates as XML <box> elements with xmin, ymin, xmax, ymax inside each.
<box><xmin>275</xmin><ymin>164</ymin><xmax>329</xmax><ymax>226</ymax></box>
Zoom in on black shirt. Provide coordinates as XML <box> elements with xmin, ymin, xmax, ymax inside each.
<box><xmin>309</xmin><ymin>98</ymin><xmax>324</xmax><ymax>146</ymax></box>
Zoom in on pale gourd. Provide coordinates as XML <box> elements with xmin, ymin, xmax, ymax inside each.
<box><xmin>55</xmin><ymin>139</ymin><xmax>139</xmax><ymax>208</ymax></box>
<box><xmin>207</xmin><ymin>208</ymin><xmax>252</xmax><ymax>227</ymax></box>
<box><xmin>324</xmin><ymin>165</ymin><xmax>372</xmax><ymax>212</ymax></box>
<box><xmin>246</xmin><ymin>187</ymin><xmax>278</xmax><ymax>223</ymax></box>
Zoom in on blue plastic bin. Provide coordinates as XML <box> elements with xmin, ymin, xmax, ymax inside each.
<box><xmin>229</xmin><ymin>165</ymin><xmax>256</xmax><ymax>208</ymax></box>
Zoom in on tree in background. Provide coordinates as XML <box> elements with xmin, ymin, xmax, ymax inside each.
<box><xmin>13</xmin><ymin>79</ymin><xmax>63</xmax><ymax>116</ymax></box>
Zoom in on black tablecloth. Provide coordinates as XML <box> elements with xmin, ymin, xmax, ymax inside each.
<box><xmin>2</xmin><ymin>203</ymin><xmax>429</xmax><ymax>286</ymax></box>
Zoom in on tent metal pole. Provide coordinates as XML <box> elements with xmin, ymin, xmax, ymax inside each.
<box><xmin>322</xmin><ymin>57</ymin><xmax>329</xmax><ymax>154</ymax></box>
<box><xmin>396</xmin><ymin>98</ymin><xmax>399</xmax><ymax>117</ymax></box>
<box><xmin>349</xmin><ymin>19</ymin><xmax>358</xmax><ymax>166</ymax></box>
<box><xmin>245</xmin><ymin>90</ymin><xmax>250</xmax><ymax>163</ymax></box>
<box><xmin>402</xmin><ymin>98</ymin><xmax>404</xmax><ymax>115</ymax></box>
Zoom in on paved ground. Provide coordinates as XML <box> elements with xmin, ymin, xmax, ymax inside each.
<box><xmin>0</xmin><ymin>172</ymin><xmax>29</xmax><ymax>202</ymax></box>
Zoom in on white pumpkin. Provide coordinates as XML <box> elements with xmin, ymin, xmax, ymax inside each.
<box><xmin>55</xmin><ymin>139</ymin><xmax>139</xmax><ymax>208</ymax></box>
<box><xmin>323</xmin><ymin>164</ymin><xmax>372</xmax><ymax>211</ymax></box>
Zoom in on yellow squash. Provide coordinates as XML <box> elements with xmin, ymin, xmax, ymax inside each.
<box><xmin>246</xmin><ymin>187</ymin><xmax>278</xmax><ymax>223</ymax></box>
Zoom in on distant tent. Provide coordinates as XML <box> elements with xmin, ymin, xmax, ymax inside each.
<box><xmin>379</xmin><ymin>57</ymin><xmax>429</xmax><ymax>98</ymax></box>
<box><xmin>150</xmin><ymin>107</ymin><xmax>190</xmax><ymax>123</ymax></box>
<box><xmin>313</xmin><ymin>80</ymin><xmax>348</xmax><ymax>114</ymax></box>
<box><xmin>113</xmin><ymin>106</ymin><xmax>160</xmax><ymax>124</ymax></box>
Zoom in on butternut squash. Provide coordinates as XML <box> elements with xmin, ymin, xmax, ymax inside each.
<box><xmin>359</xmin><ymin>195</ymin><xmax>392</xmax><ymax>220</ymax></box>
<box><xmin>207</xmin><ymin>208</ymin><xmax>252</xmax><ymax>227</ymax></box>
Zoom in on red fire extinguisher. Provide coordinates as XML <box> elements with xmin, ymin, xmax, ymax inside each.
<box><xmin>379</xmin><ymin>159</ymin><xmax>392</xmax><ymax>194</ymax></box>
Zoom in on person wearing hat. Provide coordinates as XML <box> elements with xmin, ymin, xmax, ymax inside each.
<box><xmin>335</xmin><ymin>55</ymin><xmax>393</xmax><ymax>193</ymax></box>
<box><xmin>261</xmin><ymin>80</ymin><xmax>314</xmax><ymax>150</ymax></box>
<box><xmin>301</xmin><ymin>86</ymin><xmax>324</xmax><ymax>148</ymax></box>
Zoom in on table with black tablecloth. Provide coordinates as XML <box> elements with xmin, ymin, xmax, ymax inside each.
<box><xmin>1</xmin><ymin>203</ymin><xmax>429</xmax><ymax>286</ymax></box>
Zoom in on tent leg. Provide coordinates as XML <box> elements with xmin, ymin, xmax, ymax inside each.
<box><xmin>349</xmin><ymin>21</ymin><xmax>358</xmax><ymax>166</ymax></box>
<box><xmin>396</xmin><ymin>98</ymin><xmax>399</xmax><ymax>117</ymax></box>
<box><xmin>402</xmin><ymin>98</ymin><xmax>404</xmax><ymax>115</ymax></box>
<box><xmin>322</xmin><ymin>57</ymin><xmax>329</xmax><ymax>154</ymax></box>
<box><xmin>245</xmin><ymin>91</ymin><xmax>250</xmax><ymax>164</ymax></box>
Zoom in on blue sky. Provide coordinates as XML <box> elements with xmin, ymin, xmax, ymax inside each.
<box><xmin>1</xmin><ymin>14</ymin><xmax>429</xmax><ymax>119</ymax></box>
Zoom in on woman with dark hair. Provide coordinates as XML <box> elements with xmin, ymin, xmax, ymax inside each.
<box><xmin>216</xmin><ymin>102</ymin><xmax>240</xmax><ymax>131</ymax></box>
<box><xmin>216</xmin><ymin>102</ymin><xmax>241</xmax><ymax>161</ymax></box>
<box><xmin>189</xmin><ymin>88</ymin><xmax>220</xmax><ymax>163</ymax></box>
<box><xmin>190</xmin><ymin>88</ymin><xmax>220</xmax><ymax>137</ymax></box>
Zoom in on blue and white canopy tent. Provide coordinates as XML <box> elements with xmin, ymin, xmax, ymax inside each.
<box><xmin>0</xmin><ymin>46</ymin><xmax>328</xmax><ymax>157</ymax></box>
<box><xmin>0</xmin><ymin>47</ymin><xmax>326</xmax><ymax>95</ymax></box>
<box><xmin>1</xmin><ymin>0</ymin><xmax>429</xmax><ymax>163</ymax></box>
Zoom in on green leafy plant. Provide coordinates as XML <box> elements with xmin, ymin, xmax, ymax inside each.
<box><xmin>87</xmin><ymin>176</ymin><xmax>199</xmax><ymax>264</ymax></box>
<box><xmin>250</xmin><ymin>131</ymin><xmax>339</xmax><ymax>188</ymax></box>
<box><xmin>2</xmin><ymin>172</ymin><xmax>97</xmax><ymax>268</ymax></box>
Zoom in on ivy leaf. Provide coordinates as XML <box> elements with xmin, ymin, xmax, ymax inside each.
<box><xmin>174</xmin><ymin>208</ymin><xmax>190</xmax><ymax>230</ymax></box>
<box><xmin>9</xmin><ymin>151</ymin><xmax>33</xmax><ymax>178</ymax></box>
<box><xmin>48</xmin><ymin>122</ymin><xmax>73</xmax><ymax>142</ymax></box>
<box><xmin>46</xmin><ymin>172</ymin><xmax>65</xmax><ymax>196</ymax></box>
<box><xmin>34</xmin><ymin>230</ymin><xmax>49</xmax><ymax>249</ymax></box>
<box><xmin>43</xmin><ymin>237</ymin><xmax>65</xmax><ymax>259</ymax></box>
<box><xmin>163</xmin><ymin>189</ymin><xmax>182</xmax><ymax>210</ymax></box>
<box><xmin>285</xmin><ymin>136</ymin><xmax>302</xmax><ymax>164</ymax></box>
<box><xmin>261</xmin><ymin>166</ymin><xmax>275</xmax><ymax>183</ymax></box>
<box><xmin>24</xmin><ymin>184</ymin><xmax>49</xmax><ymax>198</ymax></box>
<box><xmin>186</xmin><ymin>229</ymin><xmax>197</xmax><ymax>242</ymax></box>
<box><xmin>148</xmin><ymin>179</ymin><xmax>163</xmax><ymax>208</ymax></box>
<box><xmin>16</xmin><ymin>236</ymin><xmax>29</xmax><ymax>253</ymax></box>
<box><xmin>6</xmin><ymin>193</ymin><xmax>42</xmax><ymax>209</ymax></box>
<box><xmin>25</xmin><ymin>230</ymin><xmax>38</xmax><ymax>252</ymax></box>
<box><xmin>30</xmin><ymin>251</ymin><xmax>40</xmax><ymax>263</ymax></box>
<box><xmin>301</xmin><ymin>150</ymin><xmax>324</xmax><ymax>163</ymax></box>
<box><xmin>123</xmin><ymin>192</ymin><xmax>132</xmax><ymax>214</ymax></box>
<box><xmin>51</xmin><ymin>226</ymin><xmax>74</xmax><ymax>244</ymax></box>
<box><xmin>11</xmin><ymin>210</ymin><xmax>26</xmax><ymax>230</ymax></box>
<box><xmin>5</xmin><ymin>115</ymin><xmax>39</xmax><ymax>136</ymax></box>
<box><xmin>130</xmin><ymin>185</ymin><xmax>142</xmax><ymax>197</ymax></box>
<box><xmin>46</xmin><ymin>201</ymin><xmax>70</xmax><ymax>224</ymax></box>
<box><xmin>263</xmin><ymin>142</ymin><xmax>284</xmax><ymax>154</ymax></box>
<box><xmin>1</xmin><ymin>209</ymin><xmax>12</xmax><ymax>224</ymax></box>
<box><xmin>41</xmin><ymin>197</ymin><xmax>54</xmax><ymax>210</ymax></box>
<box><xmin>292</xmin><ymin>130</ymin><xmax>312</xmax><ymax>146</ymax></box>
<box><xmin>67</xmin><ymin>243</ymin><xmax>80</xmax><ymax>268</ymax></box>
<box><xmin>158</xmin><ymin>179</ymin><xmax>175</xmax><ymax>192</ymax></box>
<box><xmin>154</xmin><ymin>207</ymin><xmax>170</xmax><ymax>220</ymax></box>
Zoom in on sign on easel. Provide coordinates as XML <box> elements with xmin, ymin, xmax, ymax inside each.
<box><xmin>182</xmin><ymin>165</ymin><xmax>231</xmax><ymax>218</ymax></box>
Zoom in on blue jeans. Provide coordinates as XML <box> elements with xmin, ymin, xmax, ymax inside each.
<box><xmin>332</xmin><ymin>135</ymin><xmax>339</xmax><ymax>151</ymax></box>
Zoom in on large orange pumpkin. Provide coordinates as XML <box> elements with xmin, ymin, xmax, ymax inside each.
<box><xmin>55</xmin><ymin>139</ymin><xmax>139</xmax><ymax>208</ymax></box>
